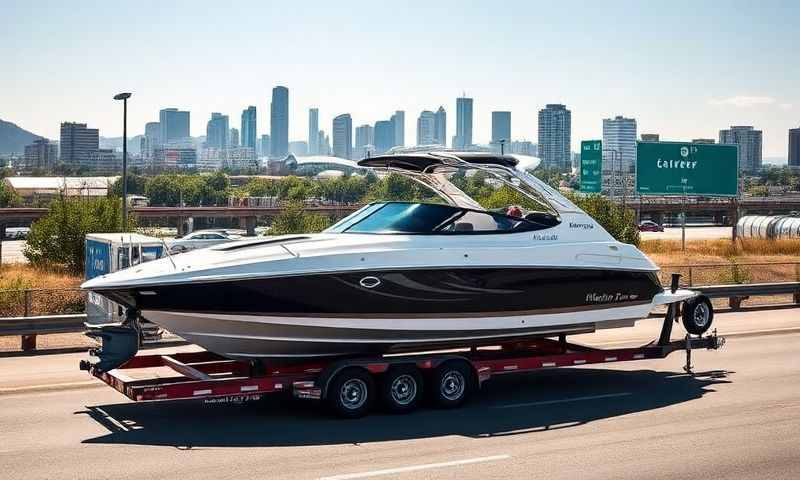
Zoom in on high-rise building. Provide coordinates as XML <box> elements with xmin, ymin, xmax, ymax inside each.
<box><xmin>332</xmin><ymin>113</ymin><xmax>353</xmax><ymax>160</ymax></box>
<box><xmin>241</xmin><ymin>106</ymin><xmax>257</xmax><ymax>149</ymax></box>
<box><xmin>23</xmin><ymin>138</ymin><xmax>58</xmax><ymax>172</ymax></box>
<box><xmin>318</xmin><ymin>130</ymin><xmax>330</xmax><ymax>156</ymax></box>
<box><xmin>537</xmin><ymin>104</ymin><xmax>571</xmax><ymax>171</ymax></box>
<box><xmin>270</xmin><ymin>86</ymin><xmax>289</xmax><ymax>158</ymax></box>
<box><xmin>308</xmin><ymin>108</ymin><xmax>319</xmax><ymax>155</ymax></box>
<box><xmin>391</xmin><ymin>111</ymin><xmax>405</xmax><ymax>147</ymax></box>
<box><xmin>289</xmin><ymin>141</ymin><xmax>309</xmax><ymax>157</ymax></box>
<box><xmin>59</xmin><ymin>122</ymin><xmax>99</xmax><ymax>165</ymax></box>
<box><xmin>354</xmin><ymin>124</ymin><xmax>374</xmax><ymax>159</ymax></box>
<box><xmin>491</xmin><ymin>111</ymin><xmax>511</xmax><ymax>146</ymax></box>
<box><xmin>230</xmin><ymin>128</ymin><xmax>240</xmax><ymax>147</ymax></box>
<box><xmin>260</xmin><ymin>134</ymin><xmax>270</xmax><ymax>157</ymax></box>
<box><xmin>206</xmin><ymin>113</ymin><xmax>229</xmax><ymax>149</ymax></box>
<box><xmin>719</xmin><ymin>125</ymin><xmax>762</xmax><ymax>172</ymax></box>
<box><xmin>640</xmin><ymin>133</ymin><xmax>660</xmax><ymax>142</ymax></box>
<box><xmin>374</xmin><ymin>120</ymin><xmax>394</xmax><ymax>154</ymax></box>
<box><xmin>158</xmin><ymin>108</ymin><xmax>190</xmax><ymax>145</ymax></box>
<box><xmin>83</xmin><ymin>149</ymin><xmax>122</xmax><ymax>174</ymax></box>
<box><xmin>143</xmin><ymin>121</ymin><xmax>160</xmax><ymax>158</ymax></box>
<box><xmin>417</xmin><ymin>110</ymin><xmax>436</xmax><ymax>146</ymax></box>
<box><xmin>434</xmin><ymin>106</ymin><xmax>447</xmax><ymax>147</ymax></box>
<box><xmin>692</xmin><ymin>138</ymin><xmax>716</xmax><ymax>144</ymax></box>
<box><xmin>602</xmin><ymin>115</ymin><xmax>637</xmax><ymax>173</ymax></box>
<box><xmin>788</xmin><ymin>128</ymin><xmax>800</xmax><ymax>168</ymax></box>
<box><xmin>454</xmin><ymin>96</ymin><xmax>473</xmax><ymax>149</ymax></box>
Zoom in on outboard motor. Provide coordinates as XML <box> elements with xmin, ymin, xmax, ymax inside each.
<box><xmin>79</xmin><ymin>309</ymin><xmax>140</xmax><ymax>373</ymax></box>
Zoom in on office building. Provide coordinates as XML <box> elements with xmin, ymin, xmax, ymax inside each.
<box><xmin>640</xmin><ymin>133</ymin><xmax>660</xmax><ymax>142</ymax></box>
<box><xmin>374</xmin><ymin>120</ymin><xmax>394</xmax><ymax>154</ymax></box>
<box><xmin>719</xmin><ymin>125</ymin><xmax>762</xmax><ymax>172</ymax></box>
<box><xmin>537</xmin><ymin>104</ymin><xmax>571</xmax><ymax>171</ymax></box>
<box><xmin>23</xmin><ymin>138</ymin><xmax>58</xmax><ymax>172</ymax></box>
<box><xmin>416</xmin><ymin>111</ymin><xmax>436</xmax><ymax>146</ymax></box>
<box><xmin>260</xmin><ymin>134</ymin><xmax>270</xmax><ymax>157</ymax></box>
<box><xmin>289</xmin><ymin>141</ymin><xmax>309</xmax><ymax>157</ymax></box>
<box><xmin>158</xmin><ymin>108</ymin><xmax>190</xmax><ymax>145</ymax></box>
<box><xmin>318</xmin><ymin>130</ymin><xmax>330</xmax><ymax>156</ymax></box>
<box><xmin>241</xmin><ymin>106</ymin><xmax>257</xmax><ymax>149</ymax></box>
<box><xmin>155</xmin><ymin>147</ymin><xmax>197</xmax><ymax>170</ymax></box>
<box><xmin>143</xmin><ymin>122</ymin><xmax>160</xmax><ymax>158</ymax></box>
<box><xmin>391</xmin><ymin>111</ymin><xmax>405</xmax><ymax>147</ymax></box>
<box><xmin>355</xmin><ymin>124</ymin><xmax>374</xmax><ymax>159</ymax></box>
<box><xmin>434</xmin><ymin>106</ymin><xmax>447</xmax><ymax>147</ymax></box>
<box><xmin>332</xmin><ymin>114</ymin><xmax>353</xmax><ymax>160</ymax></box>
<box><xmin>226</xmin><ymin>147</ymin><xmax>257</xmax><ymax>171</ymax></box>
<box><xmin>454</xmin><ymin>96</ymin><xmax>473</xmax><ymax>149</ymax></box>
<box><xmin>206</xmin><ymin>113</ymin><xmax>229</xmax><ymax>149</ymax></box>
<box><xmin>308</xmin><ymin>108</ymin><xmax>319</xmax><ymax>155</ymax></box>
<box><xmin>230</xmin><ymin>128</ymin><xmax>239</xmax><ymax>147</ymax></box>
<box><xmin>508</xmin><ymin>141</ymin><xmax>536</xmax><ymax>156</ymax></box>
<box><xmin>692</xmin><ymin>138</ymin><xmax>716</xmax><ymax>144</ymax></box>
<box><xmin>491</xmin><ymin>111</ymin><xmax>511</xmax><ymax>147</ymax></box>
<box><xmin>270</xmin><ymin>86</ymin><xmax>289</xmax><ymax>158</ymax></box>
<box><xmin>602</xmin><ymin>115</ymin><xmax>637</xmax><ymax>173</ymax></box>
<box><xmin>82</xmin><ymin>149</ymin><xmax>121</xmax><ymax>174</ymax></box>
<box><xmin>59</xmin><ymin>122</ymin><xmax>99</xmax><ymax>165</ymax></box>
<box><xmin>788</xmin><ymin>128</ymin><xmax>800</xmax><ymax>168</ymax></box>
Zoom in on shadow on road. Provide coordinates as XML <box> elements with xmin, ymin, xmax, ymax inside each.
<box><xmin>79</xmin><ymin>367</ymin><xmax>731</xmax><ymax>448</ymax></box>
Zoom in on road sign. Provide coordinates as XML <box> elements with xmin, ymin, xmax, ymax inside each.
<box><xmin>580</xmin><ymin>140</ymin><xmax>602</xmax><ymax>193</ymax></box>
<box><xmin>636</xmin><ymin>142</ymin><xmax>738</xmax><ymax>196</ymax></box>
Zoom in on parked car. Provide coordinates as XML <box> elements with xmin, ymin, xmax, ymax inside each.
<box><xmin>638</xmin><ymin>220</ymin><xmax>664</xmax><ymax>232</ymax></box>
<box><xmin>167</xmin><ymin>230</ymin><xmax>241</xmax><ymax>253</ymax></box>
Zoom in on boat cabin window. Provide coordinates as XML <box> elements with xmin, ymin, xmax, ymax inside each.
<box><xmin>326</xmin><ymin>202</ymin><xmax>559</xmax><ymax>235</ymax></box>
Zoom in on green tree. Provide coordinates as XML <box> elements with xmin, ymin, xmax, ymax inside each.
<box><xmin>0</xmin><ymin>179</ymin><xmax>20</xmax><ymax>207</ymax></box>
<box><xmin>109</xmin><ymin>174</ymin><xmax>148</xmax><ymax>197</ymax></box>
<box><xmin>270</xmin><ymin>201</ymin><xmax>331</xmax><ymax>235</ymax></box>
<box><xmin>24</xmin><ymin>197</ymin><xmax>133</xmax><ymax>273</ymax></box>
<box><xmin>569</xmin><ymin>194</ymin><xmax>640</xmax><ymax>246</ymax></box>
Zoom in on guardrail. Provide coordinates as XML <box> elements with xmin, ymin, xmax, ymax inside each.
<box><xmin>1</xmin><ymin>281</ymin><xmax>799</xmax><ymax>352</ymax></box>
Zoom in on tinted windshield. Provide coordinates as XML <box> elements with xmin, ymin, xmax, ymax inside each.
<box><xmin>325</xmin><ymin>202</ymin><xmax>559</xmax><ymax>234</ymax></box>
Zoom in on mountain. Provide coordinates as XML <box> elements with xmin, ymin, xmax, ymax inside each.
<box><xmin>0</xmin><ymin>119</ymin><xmax>45</xmax><ymax>154</ymax></box>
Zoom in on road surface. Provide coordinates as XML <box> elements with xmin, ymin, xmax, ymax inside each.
<box><xmin>1</xmin><ymin>309</ymin><xmax>799</xmax><ymax>480</ymax></box>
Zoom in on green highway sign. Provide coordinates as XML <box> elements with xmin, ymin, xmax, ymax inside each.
<box><xmin>580</xmin><ymin>140</ymin><xmax>602</xmax><ymax>193</ymax></box>
<box><xmin>636</xmin><ymin>141</ymin><xmax>738</xmax><ymax>196</ymax></box>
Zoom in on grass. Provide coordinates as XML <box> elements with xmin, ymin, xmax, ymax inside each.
<box><xmin>0</xmin><ymin>264</ymin><xmax>84</xmax><ymax>317</ymax></box>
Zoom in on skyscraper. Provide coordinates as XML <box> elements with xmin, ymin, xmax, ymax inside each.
<box><xmin>374</xmin><ymin>120</ymin><xmax>394</xmax><ymax>154</ymax></box>
<box><xmin>354</xmin><ymin>124</ymin><xmax>374</xmax><ymax>159</ymax></box>
<box><xmin>491</xmin><ymin>111</ymin><xmax>511</xmax><ymax>146</ymax></box>
<box><xmin>417</xmin><ymin>110</ymin><xmax>436</xmax><ymax>146</ymax></box>
<box><xmin>206</xmin><ymin>113</ymin><xmax>229</xmax><ymax>149</ymax></box>
<box><xmin>241</xmin><ymin>106</ymin><xmax>257</xmax><ymax>149</ymax></box>
<box><xmin>308</xmin><ymin>108</ymin><xmax>319</xmax><ymax>155</ymax></box>
<box><xmin>144</xmin><ymin>121</ymin><xmax>161</xmax><ymax>159</ymax></box>
<box><xmin>270</xmin><ymin>86</ymin><xmax>289</xmax><ymax>158</ymax></box>
<box><xmin>332</xmin><ymin>113</ymin><xmax>353</xmax><ymax>160</ymax></box>
<box><xmin>158</xmin><ymin>108</ymin><xmax>190</xmax><ymax>145</ymax></box>
<box><xmin>24</xmin><ymin>138</ymin><xmax>58</xmax><ymax>172</ymax></box>
<box><xmin>434</xmin><ymin>106</ymin><xmax>447</xmax><ymax>147</ymax></box>
<box><xmin>454</xmin><ymin>96</ymin><xmax>473</xmax><ymax>149</ymax></box>
<box><xmin>260</xmin><ymin>134</ymin><xmax>270</xmax><ymax>157</ymax></box>
<box><xmin>602</xmin><ymin>115</ymin><xmax>637</xmax><ymax>173</ymax></box>
<box><xmin>787</xmin><ymin>127</ymin><xmax>799</xmax><ymax>168</ymax></box>
<box><xmin>391</xmin><ymin>111</ymin><xmax>405</xmax><ymax>147</ymax></box>
<box><xmin>719</xmin><ymin>125</ymin><xmax>762</xmax><ymax>172</ymax></box>
<box><xmin>230</xmin><ymin>128</ymin><xmax>240</xmax><ymax>147</ymax></box>
<box><xmin>59</xmin><ymin>122</ymin><xmax>99</xmax><ymax>164</ymax></box>
<box><xmin>537</xmin><ymin>104</ymin><xmax>571</xmax><ymax>171</ymax></box>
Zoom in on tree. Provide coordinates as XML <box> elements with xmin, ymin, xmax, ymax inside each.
<box><xmin>0</xmin><ymin>179</ymin><xmax>20</xmax><ymax>207</ymax></box>
<box><xmin>270</xmin><ymin>201</ymin><xmax>331</xmax><ymax>235</ymax></box>
<box><xmin>24</xmin><ymin>197</ymin><xmax>132</xmax><ymax>273</ymax></box>
<box><xmin>569</xmin><ymin>194</ymin><xmax>640</xmax><ymax>246</ymax></box>
<box><xmin>109</xmin><ymin>174</ymin><xmax>148</xmax><ymax>197</ymax></box>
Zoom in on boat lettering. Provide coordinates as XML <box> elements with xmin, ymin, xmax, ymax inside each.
<box><xmin>531</xmin><ymin>233</ymin><xmax>558</xmax><ymax>241</ymax></box>
<box><xmin>586</xmin><ymin>293</ymin><xmax>640</xmax><ymax>303</ymax></box>
<box><xmin>569</xmin><ymin>222</ymin><xmax>594</xmax><ymax>230</ymax></box>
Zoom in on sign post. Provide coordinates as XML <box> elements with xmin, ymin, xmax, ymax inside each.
<box><xmin>580</xmin><ymin>140</ymin><xmax>602</xmax><ymax>193</ymax></box>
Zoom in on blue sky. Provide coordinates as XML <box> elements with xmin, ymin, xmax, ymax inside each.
<box><xmin>2</xmin><ymin>0</ymin><xmax>798</xmax><ymax>158</ymax></box>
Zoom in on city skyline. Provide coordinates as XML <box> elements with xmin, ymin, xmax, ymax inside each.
<box><xmin>1</xmin><ymin>1</ymin><xmax>798</xmax><ymax>159</ymax></box>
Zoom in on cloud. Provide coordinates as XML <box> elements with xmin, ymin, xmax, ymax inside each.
<box><xmin>708</xmin><ymin>96</ymin><xmax>778</xmax><ymax>107</ymax></box>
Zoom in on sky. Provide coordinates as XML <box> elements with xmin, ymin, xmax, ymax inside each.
<box><xmin>2</xmin><ymin>0</ymin><xmax>798</xmax><ymax>160</ymax></box>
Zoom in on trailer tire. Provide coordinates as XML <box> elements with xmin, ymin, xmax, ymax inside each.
<box><xmin>682</xmin><ymin>295</ymin><xmax>714</xmax><ymax>335</ymax></box>
<box><xmin>430</xmin><ymin>360</ymin><xmax>473</xmax><ymax>409</ymax></box>
<box><xmin>380</xmin><ymin>365</ymin><xmax>423</xmax><ymax>414</ymax></box>
<box><xmin>326</xmin><ymin>368</ymin><xmax>374</xmax><ymax>419</ymax></box>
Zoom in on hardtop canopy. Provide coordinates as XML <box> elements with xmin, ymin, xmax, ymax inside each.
<box><xmin>357</xmin><ymin>152</ymin><xmax>523</xmax><ymax>172</ymax></box>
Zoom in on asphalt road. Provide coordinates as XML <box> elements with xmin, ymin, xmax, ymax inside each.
<box><xmin>1</xmin><ymin>309</ymin><xmax>799</xmax><ymax>480</ymax></box>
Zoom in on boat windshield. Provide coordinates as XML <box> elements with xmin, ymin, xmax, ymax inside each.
<box><xmin>325</xmin><ymin>202</ymin><xmax>559</xmax><ymax>235</ymax></box>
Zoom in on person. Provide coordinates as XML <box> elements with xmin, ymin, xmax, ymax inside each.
<box><xmin>506</xmin><ymin>205</ymin><xmax>522</xmax><ymax>218</ymax></box>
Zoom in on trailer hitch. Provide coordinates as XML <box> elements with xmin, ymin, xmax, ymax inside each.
<box><xmin>79</xmin><ymin>310</ymin><xmax>140</xmax><ymax>373</ymax></box>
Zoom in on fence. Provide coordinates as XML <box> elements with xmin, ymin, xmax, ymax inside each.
<box><xmin>658</xmin><ymin>262</ymin><xmax>800</xmax><ymax>288</ymax></box>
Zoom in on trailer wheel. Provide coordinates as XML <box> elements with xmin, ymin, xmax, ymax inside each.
<box><xmin>430</xmin><ymin>360</ymin><xmax>473</xmax><ymax>409</ymax></box>
<box><xmin>381</xmin><ymin>365</ymin><xmax>423</xmax><ymax>414</ymax></box>
<box><xmin>327</xmin><ymin>368</ymin><xmax>374</xmax><ymax>419</ymax></box>
<box><xmin>682</xmin><ymin>295</ymin><xmax>714</xmax><ymax>335</ymax></box>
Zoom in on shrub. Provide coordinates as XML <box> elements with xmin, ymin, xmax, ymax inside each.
<box><xmin>569</xmin><ymin>194</ymin><xmax>640</xmax><ymax>246</ymax></box>
<box><xmin>270</xmin><ymin>202</ymin><xmax>331</xmax><ymax>235</ymax></box>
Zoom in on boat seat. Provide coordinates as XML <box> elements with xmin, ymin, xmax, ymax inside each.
<box><xmin>454</xmin><ymin>222</ymin><xmax>474</xmax><ymax>232</ymax></box>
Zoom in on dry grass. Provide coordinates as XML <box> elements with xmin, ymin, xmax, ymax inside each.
<box><xmin>0</xmin><ymin>264</ymin><xmax>84</xmax><ymax>317</ymax></box>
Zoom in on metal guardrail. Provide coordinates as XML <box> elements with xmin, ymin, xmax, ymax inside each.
<box><xmin>0</xmin><ymin>282</ymin><xmax>798</xmax><ymax>352</ymax></box>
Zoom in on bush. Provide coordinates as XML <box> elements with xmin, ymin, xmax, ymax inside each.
<box><xmin>23</xmin><ymin>197</ymin><xmax>132</xmax><ymax>274</ymax></box>
<box><xmin>569</xmin><ymin>194</ymin><xmax>640</xmax><ymax>246</ymax></box>
<box><xmin>270</xmin><ymin>202</ymin><xmax>331</xmax><ymax>235</ymax></box>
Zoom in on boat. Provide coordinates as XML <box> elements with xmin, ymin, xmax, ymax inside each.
<box><xmin>81</xmin><ymin>151</ymin><xmax>702</xmax><ymax>367</ymax></box>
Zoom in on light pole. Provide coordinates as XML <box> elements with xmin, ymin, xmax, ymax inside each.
<box><xmin>113</xmin><ymin>92</ymin><xmax>132</xmax><ymax>230</ymax></box>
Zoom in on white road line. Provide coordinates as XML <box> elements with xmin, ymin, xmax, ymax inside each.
<box><xmin>318</xmin><ymin>455</ymin><xmax>510</xmax><ymax>480</ymax></box>
<box><xmin>92</xmin><ymin>407</ymin><xmax>130</xmax><ymax>432</ymax></box>
<box><xmin>491</xmin><ymin>392</ymin><xmax>632</xmax><ymax>409</ymax></box>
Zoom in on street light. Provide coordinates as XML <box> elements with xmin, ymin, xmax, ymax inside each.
<box><xmin>113</xmin><ymin>92</ymin><xmax>132</xmax><ymax>230</ymax></box>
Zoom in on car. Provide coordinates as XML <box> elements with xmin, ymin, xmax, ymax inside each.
<box><xmin>167</xmin><ymin>230</ymin><xmax>241</xmax><ymax>253</ymax></box>
<box><xmin>638</xmin><ymin>220</ymin><xmax>664</xmax><ymax>232</ymax></box>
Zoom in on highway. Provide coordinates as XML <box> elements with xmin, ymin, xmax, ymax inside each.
<box><xmin>1</xmin><ymin>309</ymin><xmax>799</xmax><ymax>479</ymax></box>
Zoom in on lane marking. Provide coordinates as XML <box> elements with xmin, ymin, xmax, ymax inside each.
<box><xmin>92</xmin><ymin>407</ymin><xmax>130</xmax><ymax>432</ymax></box>
<box><xmin>318</xmin><ymin>454</ymin><xmax>510</xmax><ymax>480</ymax></box>
<box><xmin>491</xmin><ymin>392</ymin><xmax>632</xmax><ymax>409</ymax></box>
